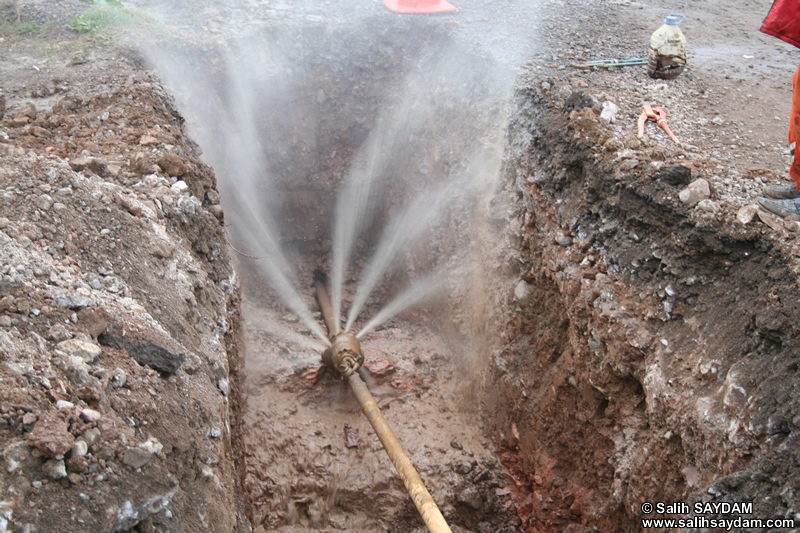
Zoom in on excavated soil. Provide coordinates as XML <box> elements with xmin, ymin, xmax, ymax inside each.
<box><xmin>1</xmin><ymin>0</ymin><xmax>800</xmax><ymax>532</ymax></box>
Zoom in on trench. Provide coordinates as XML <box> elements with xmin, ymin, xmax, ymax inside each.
<box><xmin>215</xmin><ymin>19</ymin><xmax>518</xmax><ymax>532</ymax></box>
<box><xmin>142</xmin><ymin>15</ymin><xmax>521</xmax><ymax>532</ymax></box>
<box><xmin>141</xmin><ymin>6</ymin><xmax>800</xmax><ymax>533</ymax></box>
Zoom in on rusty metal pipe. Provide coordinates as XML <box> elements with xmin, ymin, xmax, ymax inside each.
<box><xmin>313</xmin><ymin>277</ymin><xmax>452</xmax><ymax>533</ymax></box>
<box><xmin>347</xmin><ymin>371</ymin><xmax>453</xmax><ymax>533</ymax></box>
<box><xmin>314</xmin><ymin>271</ymin><xmax>340</xmax><ymax>336</ymax></box>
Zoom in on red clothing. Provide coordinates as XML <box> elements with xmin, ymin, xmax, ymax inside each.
<box><xmin>762</xmin><ymin>0</ymin><xmax>800</xmax><ymax>188</ymax></box>
<box><xmin>761</xmin><ymin>0</ymin><xmax>800</xmax><ymax>48</ymax></box>
<box><xmin>792</xmin><ymin>65</ymin><xmax>800</xmax><ymax>188</ymax></box>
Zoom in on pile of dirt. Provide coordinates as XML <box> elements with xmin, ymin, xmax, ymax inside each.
<box><xmin>481</xmin><ymin>82</ymin><xmax>800</xmax><ymax>528</ymax></box>
<box><xmin>0</xmin><ymin>3</ymin><xmax>248</xmax><ymax>530</ymax></box>
<box><xmin>479</xmin><ymin>21</ymin><xmax>800</xmax><ymax>533</ymax></box>
<box><xmin>462</xmin><ymin>1</ymin><xmax>800</xmax><ymax>529</ymax></box>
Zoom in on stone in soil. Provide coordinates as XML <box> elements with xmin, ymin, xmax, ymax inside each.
<box><xmin>26</xmin><ymin>415</ymin><xmax>75</xmax><ymax>457</ymax></box>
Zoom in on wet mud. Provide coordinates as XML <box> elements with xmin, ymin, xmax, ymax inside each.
<box><xmin>242</xmin><ymin>303</ymin><xmax>512</xmax><ymax>532</ymax></box>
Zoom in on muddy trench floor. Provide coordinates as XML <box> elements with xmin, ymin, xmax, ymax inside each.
<box><xmin>240</xmin><ymin>294</ymin><xmax>511</xmax><ymax>533</ymax></box>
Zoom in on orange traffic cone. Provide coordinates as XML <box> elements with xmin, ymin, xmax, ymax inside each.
<box><xmin>383</xmin><ymin>0</ymin><xmax>457</xmax><ymax>14</ymax></box>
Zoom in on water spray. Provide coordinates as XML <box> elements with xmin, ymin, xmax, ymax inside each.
<box><xmin>313</xmin><ymin>274</ymin><xmax>453</xmax><ymax>533</ymax></box>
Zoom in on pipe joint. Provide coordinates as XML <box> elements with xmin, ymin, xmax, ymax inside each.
<box><xmin>322</xmin><ymin>331</ymin><xmax>363</xmax><ymax>377</ymax></box>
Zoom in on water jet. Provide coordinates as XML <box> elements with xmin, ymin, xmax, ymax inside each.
<box><xmin>140</xmin><ymin>9</ymin><xmax>523</xmax><ymax>531</ymax></box>
<box><xmin>314</xmin><ymin>274</ymin><xmax>452</xmax><ymax>533</ymax></box>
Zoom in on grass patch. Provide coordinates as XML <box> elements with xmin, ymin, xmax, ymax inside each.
<box><xmin>68</xmin><ymin>0</ymin><xmax>168</xmax><ymax>44</ymax></box>
<box><xmin>0</xmin><ymin>19</ymin><xmax>37</xmax><ymax>37</ymax></box>
<box><xmin>68</xmin><ymin>0</ymin><xmax>126</xmax><ymax>34</ymax></box>
<box><xmin>0</xmin><ymin>0</ymin><xmax>38</xmax><ymax>38</ymax></box>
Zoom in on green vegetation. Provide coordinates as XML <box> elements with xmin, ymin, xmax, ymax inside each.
<box><xmin>0</xmin><ymin>0</ymin><xmax>38</xmax><ymax>38</ymax></box>
<box><xmin>69</xmin><ymin>0</ymin><xmax>125</xmax><ymax>34</ymax></box>
<box><xmin>68</xmin><ymin>0</ymin><xmax>168</xmax><ymax>44</ymax></box>
<box><xmin>0</xmin><ymin>0</ymin><xmax>167</xmax><ymax>45</ymax></box>
<box><xmin>0</xmin><ymin>19</ymin><xmax>37</xmax><ymax>37</ymax></box>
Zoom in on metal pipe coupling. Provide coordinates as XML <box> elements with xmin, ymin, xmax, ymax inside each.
<box><xmin>322</xmin><ymin>331</ymin><xmax>363</xmax><ymax>377</ymax></box>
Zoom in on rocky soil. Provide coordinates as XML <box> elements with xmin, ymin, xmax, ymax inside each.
<box><xmin>1</xmin><ymin>0</ymin><xmax>800</xmax><ymax>532</ymax></box>
<box><xmin>0</xmin><ymin>1</ymin><xmax>248</xmax><ymax>531</ymax></box>
<box><xmin>479</xmin><ymin>0</ymin><xmax>800</xmax><ymax>530</ymax></box>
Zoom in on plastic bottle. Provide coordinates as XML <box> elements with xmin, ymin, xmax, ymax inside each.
<box><xmin>648</xmin><ymin>14</ymin><xmax>686</xmax><ymax>80</ymax></box>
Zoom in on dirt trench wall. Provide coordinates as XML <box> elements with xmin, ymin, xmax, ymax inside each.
<box><xmin>0</xmin><ymin>67</ymin><xmax>248</xmax><ymax>531</ymax></box>
<box><xmin>482</xmin><ymin>83</ymin><xmax>800</xmax><ymax>530</ymax></box>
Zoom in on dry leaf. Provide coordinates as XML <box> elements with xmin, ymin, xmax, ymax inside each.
<box><xmin>300</xmin><ymin>366</ymin><xmax>324</xmax><ymax>387</ymax></box>
<box><xmin>344</xmin><ymin>424</ymin><xmax>360</xmax><ymax>448</ymax></box>
<box><xmin>364</xmin><ymin>358</ymin><xmax>395</xmax><ymax>377</ymax></box>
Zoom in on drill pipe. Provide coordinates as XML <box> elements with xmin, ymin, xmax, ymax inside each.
<box><xmin>314</xmin><ymin>281</ymin><xmax>452</xmax><ymax>533</ymax></box>
<box><xmin>314</xmin><ymin>272</ymin><xmax>340</xmax><ymax>336</ymax></box>
<box><xmin>347</xmin><ymin>371</ymin><xmax>452</xmax><ymax>533</ymax></box>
